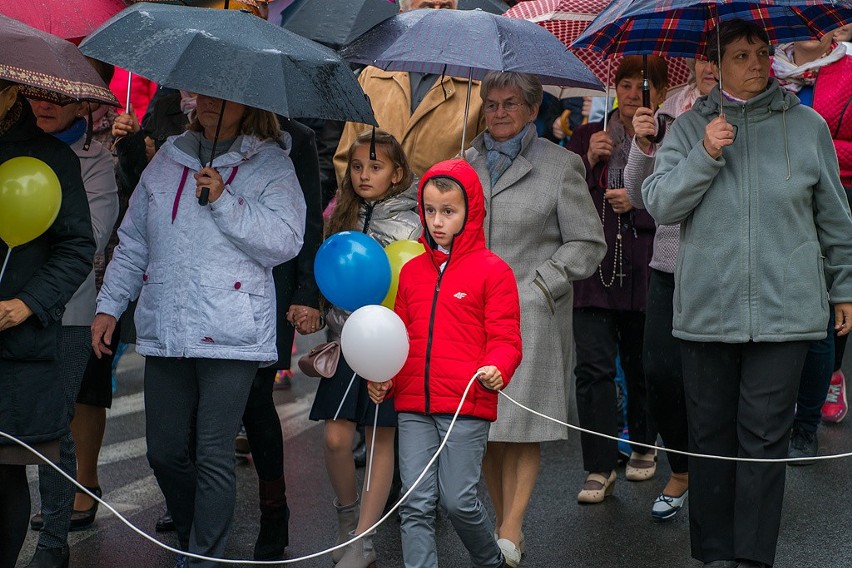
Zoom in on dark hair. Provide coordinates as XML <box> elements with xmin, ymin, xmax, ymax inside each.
<box><xmin>424</xmin><ymin>176</ymin><xmax>463</xmax><ymax>194</ymax></box>
<box><xmin>706</xmin><ymin>19</ymin><xmax>770</xmax><ymax>63</ymax></box>
<box><xmin>614</xmin><ymin>55</ymin><xmax>668</xmax><ymax>91</ymax></box>
<box><xmin>326</xmin><ymin>129</ymin><xmax>414</xmax><ymax>238</ymax></box>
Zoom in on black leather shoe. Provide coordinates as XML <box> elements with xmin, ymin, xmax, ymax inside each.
<box><xmin>69</xmin><ymin>486</ymin><xmax>102</xmax><ymax>531</ymax></box>
<box><xmin>27</xmin><ymin>545</ymin><xmax>69</xmax><ymax>568</ymax></box>
<box><xmin>156</xmin><ymin>509</ymin><xmax>176</xmax><ymax>532</ymax></box>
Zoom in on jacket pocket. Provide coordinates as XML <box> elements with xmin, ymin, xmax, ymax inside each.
<box><xmin>0</xmin><ymin>318</ymin><xmax>60</xmax><ymax>361</ymax></box>
<box><xmin>135</xmin><ymin>262</ymin><xmax>165</xmax><ymax>344</ymax></box>
<box><xmin>531</xmin><ymin>277</ymin><xmax>555</xmax><ymax>316</ymax></box>
<box><xmin>783</xmin><ymin>244</ymin><xmax>829</xmax><ymax>332</ymax></box>
<box><xmin>195</xmin><ymin>266</ymin><xmax>266</xmax><ymax>348</ymax></box>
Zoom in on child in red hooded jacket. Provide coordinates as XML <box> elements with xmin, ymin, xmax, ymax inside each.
<box><xmin>369</xmin><ymin>159</ymin><xmax>522</xmax><ymax>568</ymax></box>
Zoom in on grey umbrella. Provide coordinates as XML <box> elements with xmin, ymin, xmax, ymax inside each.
<box><xmin>280</xmin><ymin>0</ymin><xmax>399</xmax><ymax>49</ymax></box>
<box><xmin>337</xmin><ymin>9</ymin><xmax>430</xmax><ymax>66</ymax></box>
<box><xmin>78</xmin><ymin>3</ymin><xmax>377</xmax><ymax>125</ymax></box>
<box><xmin>458</xmin><ymin>0</ymin><xmax>508</xmax><ymax>14</ymax></box>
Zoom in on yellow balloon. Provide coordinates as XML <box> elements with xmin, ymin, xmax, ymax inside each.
<box><xmin>382</xmin><ymin>239</ymin><xmax>426</xmax><ymax>309</ymax></box>
<box><xmin>0</xmin><ymin>157</ymin><xmax>62</xmax><ymax>247</ymax></box>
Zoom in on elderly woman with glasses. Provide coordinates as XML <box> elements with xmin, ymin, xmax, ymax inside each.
<box><xmin>465</xmin><ymin>71</ymin><xmax>605</xmax><ymax>568</ymax></box>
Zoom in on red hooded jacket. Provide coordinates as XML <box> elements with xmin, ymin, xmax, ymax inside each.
<box><xmin>390</xmin><ymin>159</ymin><xmax>522</xmax><ymax>421</ymax></box>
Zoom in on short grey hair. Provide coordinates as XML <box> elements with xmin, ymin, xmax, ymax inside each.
<box><xmin>480</xmin><ymin>72</ymin><xmax>543</xmax><ymax>108</ymax></box>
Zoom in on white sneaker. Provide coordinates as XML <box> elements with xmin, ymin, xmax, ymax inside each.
<box><xmin>497</xmin><ymin>538</ymin><xmax>521</xmax><ymax>568</ymax></box>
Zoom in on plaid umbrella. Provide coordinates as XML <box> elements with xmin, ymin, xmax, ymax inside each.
<box><xmin>572</xmin><ymin>0</ymin><xmax>852</xmax><ymax>58</ymax></box>
<box><xmin>504</xmin><ymin>0</ymin><xmax>693</xmax><ymax>92</ymax></box>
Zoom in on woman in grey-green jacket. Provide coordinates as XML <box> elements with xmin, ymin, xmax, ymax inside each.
<box><xmin>642</xmin><ymin>20</ymin><xmax>852</xmax><ymax>568</ymax></box>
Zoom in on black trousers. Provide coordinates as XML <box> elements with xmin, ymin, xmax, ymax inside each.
<box><xmin>680</xmin><ymin>340</ymin><xmax>809</xmax><ymax>566</ymax></box>
<box><xmin>242</xmin><ymin>367</ymin><xmax>284</xmax><ymax>482</ymax></box>
<box><xmin>644</xmin><ymin>270</ymin><xmax>688</xmax><ymax>473</ymax></box>
<box><xmin>574</xmin><ymin>308</ymin><xmax>655</xmax><ymax>473</ymax></box>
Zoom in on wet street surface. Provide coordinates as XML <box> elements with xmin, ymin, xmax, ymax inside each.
<box><xmin>16</xmin><ymin>333</ymin><xmax>852</xmax><ymax>567</ymax></box>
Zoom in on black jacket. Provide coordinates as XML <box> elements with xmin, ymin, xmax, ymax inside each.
<box><xmin>0</xmin><ymin>97</ymin><xmax>96</xmax><ymax>444</ymax></box>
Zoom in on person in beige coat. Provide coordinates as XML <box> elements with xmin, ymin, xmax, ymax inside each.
<box><xmin>465</xmin><ymin>71</ymin><xmax>605</xmax><ymax>567</ymax></box>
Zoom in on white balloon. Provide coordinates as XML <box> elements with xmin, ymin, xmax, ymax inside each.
<box><xmin>341</xmin><ymin>305</ymin><xmax>410</xmax><ymax>383</ymax></box>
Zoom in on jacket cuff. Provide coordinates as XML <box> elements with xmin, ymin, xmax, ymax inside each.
<box><xmin>95</xmin><ymin>296</ymin><xmax>127</xmax><ymax>321</ymax></box>
<box><xmin>535</xmin><ymin>263</ymin><xmax>569</xmax><ymax>302</ymax></box>
<box><xmin>209</xmin><ymin>186</ymin><xmax>236</xmax><ymax>212</ymax></box>
<box><xmin>15</xmin><ymin>292</ymin><xmax>56</xmax><ymax>327</ymax></box>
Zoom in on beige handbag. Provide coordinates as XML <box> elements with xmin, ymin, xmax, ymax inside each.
<box><xmin>298</xmin><ymin>341</ymin><xmax>341</xmax><ymax>378</ymax></box>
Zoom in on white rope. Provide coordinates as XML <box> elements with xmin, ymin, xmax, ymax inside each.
<box><xmin>0</xmin><ymin>374</ymin><xmax>482</xmax><ymax>565</ymax></box>
<box><xmin>497</xmin><ymin>390</ymin><xmax>852</xmax><ymax>464</ymax></box>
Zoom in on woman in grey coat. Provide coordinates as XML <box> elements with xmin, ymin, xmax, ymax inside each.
<box><xmin>643</xmin><ymin>20</ymin><xmax>852</xmax><ymax>568</ymax></box>
<box><xmin>465</xmin><ymin>71</ymin><xmax>605</xmax><ymax>567</ymax></box>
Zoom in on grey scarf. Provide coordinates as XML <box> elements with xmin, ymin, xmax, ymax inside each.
<box><xmin>483</xmin><ymin>123</ymin><xmax>533</xmax><ymax>187</ymax></box>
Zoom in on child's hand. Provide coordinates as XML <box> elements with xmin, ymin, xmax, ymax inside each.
<box><xmin>368</xmin><ymin>380</ymin><xmax>392</xmax><ymax>404</ymax></box>
<box><xmin>476</xmin><ymin>366</ymin><xmax>503</xmax><ymax>391</ymax></box>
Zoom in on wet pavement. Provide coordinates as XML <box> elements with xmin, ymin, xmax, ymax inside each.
<box><xmin>16</xmin><ymin>333</ymin><xmax>852</xmax><ymax>568</ymax></box>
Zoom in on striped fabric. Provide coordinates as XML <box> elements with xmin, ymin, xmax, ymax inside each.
<box><xmin>505</xmin><ymin>0</ymin><xmax>693</xmax><ymax>91</ymax></box>
<box><xmin>572</xmin><ymin>0</ymin><xmax>852</xmax><ymax>58</ymax></box>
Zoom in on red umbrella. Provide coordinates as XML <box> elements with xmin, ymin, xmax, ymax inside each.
<box><xmin>504</xmin><ymin>0</ymin><xmax>693</xmax><ymax>92</ymax></box>
<box><xmin>0</xmin><ymin>0</ymin><xmax>128</xmax><ymax>42</ymax></box>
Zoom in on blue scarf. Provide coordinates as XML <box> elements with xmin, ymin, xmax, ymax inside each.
<box><xmin>51</xmin><ymin>117</ymin><xmax>87</xmax><ymax>145</ymax></box>
<box><xmin>483</xmin><ymin>123</ymin><xmax>532</xmax><ymax>187</ymax></box>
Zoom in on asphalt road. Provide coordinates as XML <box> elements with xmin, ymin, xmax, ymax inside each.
<box><xmin>15</xmin><ymin>333</ymin><xmax>852</xmax><ymax>568</ymax></box>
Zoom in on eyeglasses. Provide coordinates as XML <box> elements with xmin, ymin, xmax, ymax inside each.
<box><xmin>483</xmin><ymin>100</ymin><xmax>525</xmax><ymax>114</ymax></box>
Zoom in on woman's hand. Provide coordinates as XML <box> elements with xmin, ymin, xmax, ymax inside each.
<box><xmin>605</xmin><ymin>188</ymin><xmax>634</xmax><ymax>214</ymax></box>
<box><xmin>111</xmin><ymin>112</ymin><xmax>140</xmax><ymax>139</ymax></box>
<box><xmin>91</xmin><ymin>313</ymin><xmax>117</xmax><ymax>358</ymax></box>
<box><xmin>703</xmin><ymin>116</ymin><xmax>735</xmax><ymax>160</ymax></box>
<box><xmin>368</xmin><ymin>380</ymin><xmax>392</xmax><ymax>404</ymax></box>
<box><xmin>632</xmin><ymin>107</ymin><xmax>657</xmax><ymax>154</ymax></box>
<box><xmin>287</xmin><ymin>305</ymin><xmax>322</xmax><ymax>335</ymax></box>
<box><xmin>0</xmin><ymin>299</ymin><xmax>33</xmax><ymax>332</ymax></box>
<box><xmin>194</xmin><ymin>167</ymin><xmax>225</xmax><ymax>203</ymax></box>
<box><xmin>476</xmin><ymin>365</ymin><xmax>504</xmax><ymax>390</ymax></box>
<box><xmin>835</xmin><ymin>303</ymin><xmax>852</xmax><ymax>336</ymax></box>
<box><xmin>586</xmin><ymin>130</ymin><xmax>613</xmax><ymax>169</ymax></box>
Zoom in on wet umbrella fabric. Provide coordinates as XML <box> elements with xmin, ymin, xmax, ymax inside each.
<box><xmin>280</xmin><ymin>0</ymin><xmax>399</xmax><ymax>49</ymax></box>
<box><xmin>458</xmin><ymin>0</ymin><xmax>509</xmax><ymax>14</ymax></box>
<box><xmin>79</xmin><ymin>3</ymin><xmax>377</xmax><ymax>124</ymax></box>
<box><xmin>372</xmin><ymin>9</ymin><xmax>604</xmax><ymax>92</ymax></box>
<box><xmin>338</xmin><ymin>9</ymin><xmax>430</xmax><ymax>66</ymax></box>
<box><xmin>0</xmin><ymin>0</ymin><xmax>127</xmax><ymax>41</ymax></box>
<box><xmin>572</xmin><ymin>0</ymin><xmax>852</xmax><ymax>58</ymax></box>
<box><xmin>0</xmin><ymin>15</ymin><xmax>118</xmax><ymax>106</ymax></box>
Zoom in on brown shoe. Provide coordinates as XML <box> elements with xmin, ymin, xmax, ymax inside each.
<box><xmin>577</xmin><ymin>471</ymin><xmax>616</xmax><ymax>504</ymax></box>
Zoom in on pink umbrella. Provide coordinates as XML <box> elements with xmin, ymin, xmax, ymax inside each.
<box><xmin>0</xmin><ymin>0</ymin><xmax>128</xmax><ymax>42</ymax></box>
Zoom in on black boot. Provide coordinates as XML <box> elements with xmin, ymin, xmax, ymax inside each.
<box><xmin>27</xmin><ymin>545</ymin><xmax>69</xmax><ymax>568</ymax></box>
<box><xmin>254</xmin><ymin>474</ymin><xmax>290</xmax><ymax>561</ymax></box>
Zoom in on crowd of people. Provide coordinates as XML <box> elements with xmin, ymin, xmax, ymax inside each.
<box><xmin>1</xmin><ymin>1</ymin><xmax>852</xmax><ymax>568</ymax></box>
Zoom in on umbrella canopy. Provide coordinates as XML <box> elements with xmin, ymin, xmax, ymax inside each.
<box><xmin>458</xmin><ymin>0</ymin><xmax>509</xmax><ymax>14</ymax></box>
<box><xmin>0</xmin><ymin>15</ymin><xmax>118</xmax><ymax>106</ymax></box>
<box><xmin>572</xmin><ymin>0</ymin><xmax>852</xmax><ymax>58</ymax></box>
<box><xmin>338</xmin><ymin>9</ymin><xmax>430</xmax><ymax>66</ymax></box>
<box><xmin>372</xmin><ymin>9</ymin><xmax>605</xmax><ymax>93</ymax></box>
<box><xmin>505</xmin><ymin>0</ymin><xmax>692</xmax><ymax>92</ymax></box>
<box><xmin>79</xmin><ymin>3</ymin><xmax>377</xmax><ymax>124</ymax></box>
<box><xmin>281</xmin><ymin>0</ymin><xmax>399</xmax><ymax>49</ymax></box>
<box><xmin>0</xmin><ymin>0</ymin><xmax>127</xmax><ymax>41</ymax></box>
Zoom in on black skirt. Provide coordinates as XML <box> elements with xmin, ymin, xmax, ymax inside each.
<box><xmin>309</xmin><ymin>356</ymin><xmax>397</xmax><ymax>427</ymax></box>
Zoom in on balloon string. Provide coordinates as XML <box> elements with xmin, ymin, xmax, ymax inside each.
<box><xmin>333</xmin><ymin>372</ymin><xmax>357</xmax><ymax>421</ymax></box>
<box><xmin>0</xmin><ymin>247</ymin><xmax>11</xmax><ymax>287</ymax></box>
<box><xmin>366</xmin><ymin>403</ymin><xmax>379</xmax><ymax>492</ymax></box>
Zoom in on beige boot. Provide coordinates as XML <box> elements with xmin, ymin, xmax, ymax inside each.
<box><xmin>332</xmin><ymin>497</ymin><xmax>360</xmax><ymax>563</ymax></box>
<box><xmin>335</xmin><ymin>531</ymin><xmax>377</xmax><ymax>568</ymax></box>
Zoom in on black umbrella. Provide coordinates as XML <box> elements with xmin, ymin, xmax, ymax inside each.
<box><xmin>458</xmin><ymin>0</ymin><xmax>508</xmax><ymax>14</ymax></box>
<box><xmin>79</xmin><ymin>3</ymin><xmax>376</xmax><ymax>125</ymax></box>
<box><xmin>338</xmin><ymin>9</ymin><xmax>431</xmax><ymax>66</ymax></box>
<box><xmin>281</xmin><ymin>0</ymin><xmax>399</xmax><ymax>49</ymax></box>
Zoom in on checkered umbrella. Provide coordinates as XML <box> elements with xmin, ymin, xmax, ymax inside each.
<box><xmin>504</xmin><ymin>0</ymin><xmax>693</xmax><ymax>92</ymax></box>
<box><xmin>571</xmin><ymin>0</ymin><xmax>852</xmax><ymax>58</ymax></box>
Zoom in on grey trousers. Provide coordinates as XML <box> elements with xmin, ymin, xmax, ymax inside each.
<box><xmin>37</xmin><ymin>326</ymin><xmax>91</xmax><ymax>549</ymax></box>
<box><xmin>397</xmin><ymin>413</ymin><xmax>502</xmax><ymax>568</ymax></box>
<box><xmin>144</xmin><ymin>357</ymin><xmax>257</xmax><ymax>568</ymax></box>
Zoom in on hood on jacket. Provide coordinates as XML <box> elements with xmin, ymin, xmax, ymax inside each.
<box><xmin>164</xmin><ymin>129</ymin><xmax>293</xmax><ymax>170</ymax></box>
<box><xmin>367</xmin><ymin>179</ymin><xmax>419</xmax><ymax>221</ymax></box>
<box><xmin>417</xmin><ymin>159</ymin><xmax>486</xmax><ymax>262</ymax></box>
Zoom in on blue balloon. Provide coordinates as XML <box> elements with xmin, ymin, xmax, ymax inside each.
<box><xmin>315</xmin><ymin>231</ymin><xmax>392</xmax><ymax>312</ymax></box>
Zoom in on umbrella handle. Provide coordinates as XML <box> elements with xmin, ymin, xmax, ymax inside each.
<box><xmin>198</xmin><ymin>187</ymin><xmax>210</xmax><ymax>206</ymax></box>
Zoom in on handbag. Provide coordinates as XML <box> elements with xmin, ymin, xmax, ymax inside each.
<box><xmin>298</xmin><ymin>341</ymin><xmax>341</xmax><ymax>378</ymax></box>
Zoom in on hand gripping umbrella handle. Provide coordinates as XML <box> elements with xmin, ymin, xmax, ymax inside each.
<box><xmin>198</xmin><ymin>187</ymin><xmax>210</xmax><ymax>206</ymax></box>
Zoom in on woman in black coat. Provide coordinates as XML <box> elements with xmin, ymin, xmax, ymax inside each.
<box><xmin>0</xmin><ymin>82</ymin><xmax>95</xmax><ymax>568</ymax></box>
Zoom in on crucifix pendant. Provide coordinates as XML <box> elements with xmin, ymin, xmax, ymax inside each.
<box><xmin>616</xmin><ymin>270</ymin><xmax>627</xmax><ymax>287</ymax></box>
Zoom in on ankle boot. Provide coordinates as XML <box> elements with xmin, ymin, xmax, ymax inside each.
<box><xmin>332</xmin><ymin>496</ymin><xmax>360</xmax><ymax>563</ymax></box>
<box><xmin>27</xmin><ymin>545</ymin><xmax>69</xmax><ymax>568</ymax></box>
<box><xmin>336</xmin><ymin>531</ymin><xmax>377</xmax><ymax>568</ymax></box>
<box><xmin>253</xmin><ymin>474</ymin><xmax>290</xmax><ymax>561</ymax></box>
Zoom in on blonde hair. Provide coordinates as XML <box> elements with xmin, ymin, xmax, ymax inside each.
<box><xmin>188</xmin><ymin>104</ymin><xmax>281</xmax><ymax>141</ymax></box>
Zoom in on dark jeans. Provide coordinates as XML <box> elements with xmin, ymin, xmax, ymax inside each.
<box><xmin>795</xmin><ymin>312</ymin><xmax>835</xmax><ymax>433</ymax></box>
<box><xmin>241</xmin><ymin>366</ymin><xmax>284</xmax><ymax>482</ymax></box>
<box><xmin>681</xmin><ymin>340</ymin><xmax>809</xmax><ymax>566</ymax></box>
<box><xmin>144</xmin><ymin>357</ymin><xmax>256</xmax><ymax>568</ymax></box>
<box><xmin>643</xmin><ymin>270</ymin><xmax>688</xmax><ymax>473</ymax></box>
<box><xmin>574</xmin><ymin>308</ymin><xmax>656</xmax><ymax>473</ymax></box>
